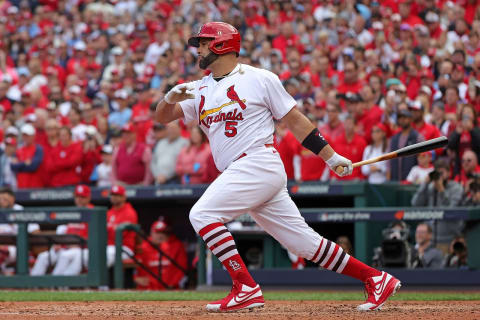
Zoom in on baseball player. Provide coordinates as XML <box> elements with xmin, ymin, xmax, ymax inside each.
<box><xmin>155</xmin><ymin>22</ymin><xmax>401</xmax><ymax>312</ymax></box>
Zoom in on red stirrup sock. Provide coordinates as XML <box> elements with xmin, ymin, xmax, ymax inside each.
<box><xmin>199</xmin><ymin>223</ymin><xmax>256</xmax><ymax>287</ymax></box>
<box><xmin>311</xmin><ymin>238</ymin><xmax>381</xmax><ymax>282</ymax></box>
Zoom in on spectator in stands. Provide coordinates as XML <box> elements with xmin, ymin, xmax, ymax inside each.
<box><xmin>319</xmin><ymin>103</ymin><xmax>344</xmax><ymax>141</ymax></box>
<box><xmin>461</xmin><ymin>177</ymin><xmax>480</xmax><ymax>206</ymax></box>
<box><xmin>412</xmin><ymin>159</ymin><xmax>464</xmax><ymax>251</ymax></box>
<box><xmin>151</xmin><ymin>120</ymin><xmax>188</xmax><ymax>184</ymax></box>
<box><xmin>175</xmin><ymin>126</ymin><xmax>211</xmax><ymax>185</ymax></box>
<box><xmin>112</xmin><ymin>123</ymin><xmax>152</xmax><ymax>185</ymax></box>
<box><xmin>361</xmin><ymin>123</ymin><xmax>388</xmax><ymax>184</ymax></box>
<box><xmin>411</xmin><ymin>223</ymin><xmax>444</xmax><ymax>269</ymax></box>
<box><xmin>31</xmin><ymin>185</ymin><xmax>91</xmax><ymax>276</ymax></box>
<box><xmin>11</xmin><ymin>124</ymin><xmax>44</xmax><ymax>188</ymax></box>
<box><xmin>454</xmin><ymin>150</ymin><xmax>480</xmax><ymax>191</ymax></box>
<box><xmin>406</xmin><ymin>152</ymin><xmax>434</xmax><ymax>185</ymax></box>
<box><xmin>46</xmin><ymin>127</ymin><xmax>83</xmax><ymax>187</ymax></box>
<box><xmin>94</xmin><ymin>145</ymin><xmax>114</xmax><ymax>187</ymax></box>
<box><xmin>80</xmin><ymin>126</ymin><xmax>102</xmax><ymax>184</ymax></box>
<box><xmin>0</xmin><ymin>137</ymin><xmax>17</xmax><ymax>188</ymax></box>
<box><xmin>443</xmin><ymin>236</ymin><xmax>468</xmax><ymax>268</ymax></box>
<box><xmin>108</xmin><ymin>89</ymin><xmax>132</xmax><ymax>131</ymax></box>
<box><xmin>389</xmin><ymin>109</ymin><xmax>424</xmax><ymax>181</ymax></box>
<box><xmin>336</xmin><ymin>236</ymin><xmax>353</xmax><ymax>256</ymax></box>
<box><xmin>430</xmin><ymin>101</ymin><xmax>455</xmax><ymax>137</ymax></box>
<box><xmin>331</xmin><ymin>115</ymin><xmax>366</xmax><ymax>180</ymax></box>
<box><xmin>447</xmin><ymin>104</ymin><xmax>480</xmax><ymax>175</ymax></box>
<box><xmin>134</xmin><ymin>218</ymin><xmax>188</xmax><ymax>290</ymax></box>
<box><xmin>0</xmin><ymin>187</ymin><xmax>39</xmax><ymax>275</ymax></box>
<box><xmin>409</xmin><ymin>100</ymin><xmax>441</xmax><ymax>142</ymax></box>
<box><xmin>274</xmin><ymin>120</ymin><xmax>299</xmax><ymax>181</ymax></box>
<box><xmin>412</xmin><ymin>159</ymin><xmax>463</xmax><ymax>207</ymax></box>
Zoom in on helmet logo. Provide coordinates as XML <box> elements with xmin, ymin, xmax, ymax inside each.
<box><xmin>217</xmin><ymin>31</ymin><xmax>222</xmax><ymax>35</ymax></box>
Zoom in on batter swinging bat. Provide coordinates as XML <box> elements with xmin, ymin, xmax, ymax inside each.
<box><xmin>335</xmin><ymin>136</ymin><xmax>449</xmax><ymax>175</ymax></box>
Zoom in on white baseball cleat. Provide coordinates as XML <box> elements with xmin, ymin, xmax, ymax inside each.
<box><xmin>357</xmin><ymin>271</ymin><xmax>401</xmax><ymax>311</ymax></box>
<box><xmin>206</xmin><ymin>280</ymin><xmax>265</xmax><ymax>312</ymax></box>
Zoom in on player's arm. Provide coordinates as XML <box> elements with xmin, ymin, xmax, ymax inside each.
<box><xmin>282</xmin><ymin>107</ymin><xmax>352</xmax><ymax>176</ymax></box>
<box><xmin>155</xmin><ymin>83</ymin><xmax>195</xmax><ymax>124</ymax></box>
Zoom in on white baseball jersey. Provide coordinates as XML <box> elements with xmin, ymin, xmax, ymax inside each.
<box><xmin>179</xmin><ymin>64</ymin><xmax>296</xmax><ymax>171</ymax></box>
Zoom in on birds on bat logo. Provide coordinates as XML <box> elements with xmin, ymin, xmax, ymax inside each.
<box><xmin>198</xmin><ymin>85</ymin><xmax>247</xmax><ymax>128</ymax></box>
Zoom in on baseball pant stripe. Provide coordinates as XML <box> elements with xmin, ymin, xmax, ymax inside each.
<box><xmin>212</xmin><ymin>240</ymin><xmax>236</xmax><ymax>256</ymax></box>
<box><xmin>336</xmin><ymin>254</ymin><xmax>350</xmax><ymax>274</ymax></box>
<box><xmin>204</xmin><ymin>229</ymin><xmax>228</xmax><ymax>245</ymax></box>
<box><xmin>326</xmin><ymin>247</ymin><xmax>343</xmax><ymax>270</ymax></box>
<box><xmin>209</xmin><ymin>235</ymin><xmax>234</xmax><ymax>250</ymax></box>
<box><xmin>206</xmin><ymin>231</ymin><xmax>231</xmax><ymax>248</ymax></box>
<box><xmin>323</xmin><ymin>244</ymin><xmax>340</xmax><ymax>269</ymax></box>
<box><xmin>199</xmin><ymin>223</ymin><xmax>225</xmax><ymax>237</ymax></box>
<box><xmin>217</xmin><ymin>246</ymin><xmax>238</xmax><ymax>262</ymax></box>
<box><xmin>318</xmin><ymin>240</ymin><xmax>332</xmax><ymax>265</ymax></box>
<box><xmin>320</xmin><ymin>241</ymin><xmax>335</xmax><ymax>267</ymax></box>
<box><xmin>331</xmin><ymin>251</ymin><xmax>347</xmax><ymax>272</ymax></box>
<box><xmin>311</xmin><ymin>239</ymin><xmax>323</xmax><ymax>262</ymax></box>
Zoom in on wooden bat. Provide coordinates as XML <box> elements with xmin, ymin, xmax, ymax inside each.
<box><xmin>335</xmin><ymin>136</ymin><xmax>449</xmax><ymax>175</ymax></box>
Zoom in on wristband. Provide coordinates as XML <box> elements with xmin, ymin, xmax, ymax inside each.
<box><xmin>301</xmin><ymin>128</ymin><xmax>328</xmax><ymax>154</ymax></box>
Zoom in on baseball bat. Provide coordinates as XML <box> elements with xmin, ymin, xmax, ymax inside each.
<box><xmin>335</xmin><ymin>136</ymin><xmax>448</xmax><ymax>175</ymax></box>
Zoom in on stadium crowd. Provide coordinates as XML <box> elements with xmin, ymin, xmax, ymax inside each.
<box><xmin>0</xmin><ymin>0</ymin><xmax>479</xmax><ymax>192</ymax></box>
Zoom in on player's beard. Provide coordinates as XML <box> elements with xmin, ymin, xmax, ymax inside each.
<box><xmin>199</xmin><ymin>52</ymin><xmax>219</xmax><ymax>70</ymax></box>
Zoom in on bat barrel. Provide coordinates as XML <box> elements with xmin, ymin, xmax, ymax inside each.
<box><xmin>396</xmin><ymin>136</ymin><xmax>448</xmax><ymax>157</ymax></box>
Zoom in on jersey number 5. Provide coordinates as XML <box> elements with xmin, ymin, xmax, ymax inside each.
<box><xmin>224</xmin><ymin>121</ymin><xmax>238</xmax><ymax>137</ymax></box>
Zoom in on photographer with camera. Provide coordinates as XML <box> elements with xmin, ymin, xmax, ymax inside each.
<box><xmin>454</xmin><ymin>150</ymin><xmax>480</xmax><ymax>192</ymax></box>
<box><xmin>372</xmin><ymin>221</ymin><xmax>413</xmax><ymax>268</ymax></box>
<box><xmin>411</xmin><ymin>223</ymin><xmax>444</xmax><ymax>269</ymax></box>
<box><xmin>412</xmin><ymin>159</ymin><xmax>464</xmax><ymax>252</ymax></box>
<box><xmin>443</xmin><ymin>236</ymin><xmax>468</xmax><ymax>268</ymax></box>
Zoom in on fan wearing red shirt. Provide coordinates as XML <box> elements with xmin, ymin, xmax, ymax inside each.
<box><xmin>454</xmin><ymin>150</ymin><xmax>480</xmax><ymax>191</ymax></box>
<box><xmin>319</xmin><ymin>103</ymin><xmax>345</xmax><ymax>141</ymax></box>
<box><xmin>409</xmin><ymin>101</ymin><xmax>442</xmax><ymax>156</ymax></box>
<box><xmin>444</xmin><ymin>85</ymin><xmax>460</xmax><ymax>120</ymax></box>
<box><xmin>45</xmin><ymin>127</ymin><xmax>83</xmax><ymax>187</ymax></box>
<box><xmin>272</xmin><ymin>22</ymin><xmax>304</xmax><ymax>59</ymax></box>
<box><xmin>134</xmin><ymin>219</ymin><xmax>188</xmax><ymax>290</ymax></box>
<box><xmin>274</xmin><ymin>121</ymin><xmax>300</xmax><ymax>180</ymax></box>
<box><xmin>131</xmin><ymin>83</ymin><xmax>153</xmax><ymax>143</ymax></box>
<box><xmin>399</xmin><ymin>0</ymin><xmax>423</xmax><ymax>27</ymax></box>
<box><xmin>331</xmin><ymin>116</ymin><xmax>367</xmax><ymax>181</ymax></box>
<box><xmin>11</xmin><ymin>124</ymin><xmax>45</xmax><ymax>188</ymax></box>
<box><xmin>66</xmin><ymin>41</ymin><xmax>89</xmax><ymax>75</ymax></box>
<box><xmin>337</xmin><ymin>61</ymin><xmax>363</xmax><ymax>98</ymax></box>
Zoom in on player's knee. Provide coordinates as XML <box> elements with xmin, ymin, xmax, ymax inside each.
<box><xmin>189</xmin><ymin>205</ymin><xmax>204</xmax><ymax>233</ymax></box>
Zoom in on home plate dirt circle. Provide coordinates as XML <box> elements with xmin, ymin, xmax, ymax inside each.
<box><xmin>0</xmin><ymin>301</ymin><xmax>478</xmax><ymax>319</ymax></box>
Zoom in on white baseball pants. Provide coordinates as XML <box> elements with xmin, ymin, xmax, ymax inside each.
<box><xmin>189</xmin><ymin>146</ymin><xmax>322</xmax><ymax>260</ymax></box>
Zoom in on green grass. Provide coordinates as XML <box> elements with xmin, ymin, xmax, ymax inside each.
<box><xmin>0</xmin><ymin>291</ymin><xmax>478</xmax><ymax>302</ymax></box>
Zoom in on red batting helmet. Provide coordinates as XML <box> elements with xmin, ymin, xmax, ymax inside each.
<box><xmin>188</xmin><ymin>22</ymin><xmax>241</xmax><ymax>55</ymax></box>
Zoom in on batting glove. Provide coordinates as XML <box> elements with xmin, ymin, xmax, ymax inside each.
<box><xmin>164</xmin><ymin>82</ymin><xmax>195</xmax><ymax>104</ymax></box>
<box><xmin>326</xmin><ymin>152</ymin><xmax>353</xmax><ymax>177</ymax></box>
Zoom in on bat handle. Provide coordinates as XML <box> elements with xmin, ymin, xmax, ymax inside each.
<box><xmin>335</xmin><ymin>166</ymin><xmax>346</xmax><ymax>175</ymax></box>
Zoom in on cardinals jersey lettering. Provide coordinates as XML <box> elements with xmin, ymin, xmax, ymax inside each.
<box><xmin>180</xmin><ymin>64</ymin><xmax>296</xmax><ymax>171</ymax></box>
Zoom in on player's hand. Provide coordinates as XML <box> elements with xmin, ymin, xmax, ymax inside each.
<box><xmin>164</xmin><ymin>82</ymin><xmax>195</xmax><ymax>104</ymax></box>
<box><xmin>326</xmin><ymin>152</ymin><xmax>353</xmax><ymax>177</ymax></box>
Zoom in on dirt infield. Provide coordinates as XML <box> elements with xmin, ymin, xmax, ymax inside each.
<box><xmin>0</xmin><ymin>300</ymin><xmax>479</xmax><ymax>319</ymax></box>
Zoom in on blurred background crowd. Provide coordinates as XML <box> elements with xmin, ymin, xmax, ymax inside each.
<box><xmin>0</xmin><ymin>0</ymin><xmax>479</xmax><ymax>200</ymax></box>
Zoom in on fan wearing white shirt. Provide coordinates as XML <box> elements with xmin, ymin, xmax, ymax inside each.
<box><xmin>361</xmin><ymin>124</ymin><xmax>388</xmax><ymax>184</ymax></box>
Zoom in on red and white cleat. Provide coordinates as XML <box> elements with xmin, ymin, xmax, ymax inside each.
<box><xmin>206</xmin><ymin>280</ymin><xmax>265</xmax><ymax>312</ymax></box>
<box><xmin>357</xmin><ymin>271</ymin><xmax>401</xmax><ymax>311</ymax></box>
